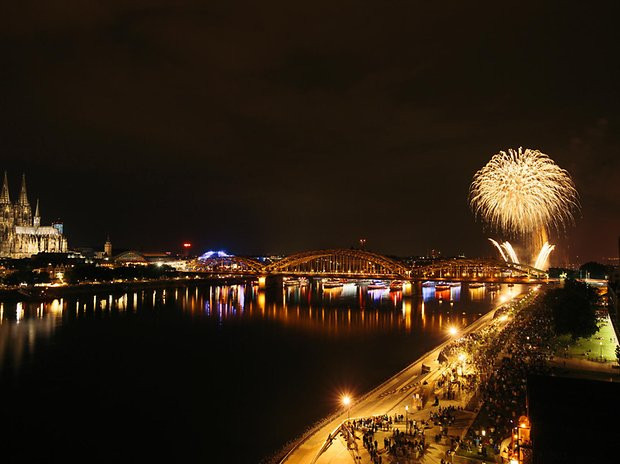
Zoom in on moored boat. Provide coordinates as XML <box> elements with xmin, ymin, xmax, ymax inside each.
<box><xmin>368</xmin><ymin>281</ymin><xmax>388</xmax><ymax>290</ymax></box>
<box><xmin>322</xmin><ymin>279</ymin><xmax>344</xmax><ymax>289</ymax></box>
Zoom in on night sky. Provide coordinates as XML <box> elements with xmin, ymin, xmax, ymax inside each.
<box><xmin>1</xmin><ymin>1</ymin><xmax>619</xmax><ymax>262</ymax></box>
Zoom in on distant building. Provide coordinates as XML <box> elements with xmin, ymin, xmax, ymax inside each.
<box><xmin>104</xmin><ymin>235</ymin><xmax>113</xmax><ymax>257</ymax></box>
<box><xmin>113</xmin><ymin>250</ymin><xmax>187</xmax><ymax>270</ymax></box>
<box><xmin>0</xmin><ymin>173</ymin><xmax>68</xmax><ymax>258</ymax></box>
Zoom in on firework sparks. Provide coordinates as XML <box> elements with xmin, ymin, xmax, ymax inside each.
<box><xmin>469</xmin><ymin>148</ymin><xmax>579</xmax><ymax>237</ymax></box>
<box><xmin>534</xmin><ymin>242</ymin><xmax>555</xmax><ymax>270</ymax></box>
<box><xmin>501</xmin><ymin>241</ymin><xmax>520</xmax><ymax>264</ymax></box>
<box><xmin>489</xmin><ymin>237</ymin><xmax>556</xmax><ymax>270</ymax></box>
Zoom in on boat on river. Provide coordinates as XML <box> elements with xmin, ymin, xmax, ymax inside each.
<box><xmin>367</xmin><ymin>281</ymin><xmax>388</xmax><ymax>290</ymax></box>
<box><xmin>322</xmin><ymin>279</ymin><xmax>344</xmax><ymax>289</ymax></box>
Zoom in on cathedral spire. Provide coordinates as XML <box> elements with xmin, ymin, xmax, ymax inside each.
<box><xmin>33</xmin><ymin>198</ymin><xmax>41</xmax><ymax>227</ymax></box>
<box><xmin>18</xmin><ymin>173</ymin><xmax>30</xmax><ymax>206</ymax></box>
<box><xmin>1</xmin><ymin>171</ymin><xmax>10</xmax><ymax>204</ymax></box>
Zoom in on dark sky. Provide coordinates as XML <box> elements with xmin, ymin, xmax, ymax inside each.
<box><xmin>1</xmin><ymin>1</ymin><xmax>619</xmax><ymax>262</ymax></box>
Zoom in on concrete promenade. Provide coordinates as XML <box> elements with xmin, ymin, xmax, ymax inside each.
<box><xmin>282</xmin><ymin>293</ymin><xmax>524</xmax><ymax>464</ymax></box>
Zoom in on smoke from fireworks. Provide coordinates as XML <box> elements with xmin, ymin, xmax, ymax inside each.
<box><xmin>469</xmin><ymin>148</ymin><xmax>579</xmax><ymax>237</ymax></box>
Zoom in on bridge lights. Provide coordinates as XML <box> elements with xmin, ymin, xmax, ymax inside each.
<box><xmin>448</xmin><ymin>326</ymin><xmax>459</xmax><ymax>337</ymax></box>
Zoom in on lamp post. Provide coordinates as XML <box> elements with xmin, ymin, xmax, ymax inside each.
<box><xmin>342</xmin><ymin>395</ymin><xmax>352</xmax><ymax>422</ymax></box>
<box><xmin>600</xmin><ymin>341</ymin><xmax>603</xmax><ymax>361</ymax></box>
<box><xmin>405</xmin><ymin>405</ymin><xmax>409</xmax><ymax>434</ymax></box>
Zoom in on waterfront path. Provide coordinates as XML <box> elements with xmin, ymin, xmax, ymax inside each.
<box><xmin>282</xmin><ymin>291</ymin><xmax>531</xmax><ymax>464</ymax></box>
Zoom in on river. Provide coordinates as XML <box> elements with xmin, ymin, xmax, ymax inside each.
<box><xmin>0</xmin><ymin>280</ymin><xmax>525</xmax><ymax>463</ymax></box>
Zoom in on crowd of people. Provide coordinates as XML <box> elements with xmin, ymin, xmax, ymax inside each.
<box><xmin>339</xmin><ymin>288</ymin><xmax>553</xmax><ymax>463</ymax></box>
<box><xmin>350</xmin><ymin>413</ymin><xmax>432</xmax><ymax>463</ymax></box>
<box><xmin>460</xmin><ymin>291</ymin><xmax>553</xmax><ymax>459</ymax></box>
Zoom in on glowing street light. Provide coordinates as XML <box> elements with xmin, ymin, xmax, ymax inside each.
<box><xmin>448</xmin><ymin>326</ymin><xmax>459</xmax><ymax>337</ymax></box>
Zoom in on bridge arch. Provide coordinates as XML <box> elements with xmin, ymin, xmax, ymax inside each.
<box><xmin>264</xmin><ymin>249</ymin><xmax>410</xmax><ymax>278</ymax></box>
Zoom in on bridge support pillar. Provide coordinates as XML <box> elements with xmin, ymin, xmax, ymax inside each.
<box><xmin>258</xmin><ymin>275</ymin><xmax>282</xmax><ymax>290</ymax></box>
<box><xmin>403</xmin><ymin>281</ymin><xmax>422</xmax><ymax>296</ymax></box>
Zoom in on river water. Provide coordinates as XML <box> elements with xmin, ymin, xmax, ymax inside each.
<box><xmin>0</xmin><ymin>281</ymin><xmax>525</xmax><ymax>463</ymax></box>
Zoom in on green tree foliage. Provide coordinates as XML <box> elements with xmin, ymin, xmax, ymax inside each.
<box><xmin>544</xmin><ymin>279</ymin><xmax>599</xmax><ymax>339</ymax></box>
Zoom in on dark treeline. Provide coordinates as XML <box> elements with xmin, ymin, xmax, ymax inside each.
<box><xmin>544</xmin><ymin>280</ymin><xmax>599</xmax><ymax>340</ymax></box>
<box><xmin>1</xmin><ymin>264</ymin><xmax>178</xmax><ymax>286</ymax></box>
<box><xmin>548</xmin><ymin>262</ymin><xmax>613</xmax><ymax>280</ymax></box>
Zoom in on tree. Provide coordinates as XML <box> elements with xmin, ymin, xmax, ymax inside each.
<box><xmin>544</xmin><ymin>279</ymin><xmax>599</xmax><ymax>340</ymax></box>
<box><xmin>579</xmin><ymin>262</ymin><xmax>612</xmax><ymax>280</ymax></box>
<box><xmin>616</xmin><ymin>345</ymin><xmax>620</xmax><ymax>366</ymax></box>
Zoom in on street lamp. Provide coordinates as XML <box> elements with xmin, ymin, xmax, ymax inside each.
<box><xmin>342</xmin><ymin>394</ymin><xmax>352</xmax><ymax>421</ymax></box>
<box><xmin>448</xmin><ymin>326</ymin><xmax>459</xmax><ymax>337</ymax></box>
<box><xmin>405</xmin><ymin>405</ymin><xmax>409</xmax><ymax>433</ymax></box>
<box><xmin>600</xmin><ymin>341</ymin><xmax>603</xmax><ymax>361</ymax></box>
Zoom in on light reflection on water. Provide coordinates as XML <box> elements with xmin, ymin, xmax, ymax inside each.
<box><xmin>0</xmin><ymin>281</ymin><xmax>525</xmax><ymax>371</ymax></box>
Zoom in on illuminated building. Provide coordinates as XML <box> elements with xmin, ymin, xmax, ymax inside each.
<box><xmin>104</xmin><ymin>235</ymin><xmax>113</xmax><ymax>257</ymax></box>
<box><xmin>0</xmin><ymin>172</ymin><xmax>68</xmax><ymax>258</ymax></box>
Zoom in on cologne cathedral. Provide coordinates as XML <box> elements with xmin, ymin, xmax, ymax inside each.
<box><xmin>0</xmin><ymin>172</ymin><xmax>68</xmax><ymax>258</ymax></box>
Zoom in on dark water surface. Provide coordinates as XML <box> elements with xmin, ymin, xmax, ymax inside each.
<box><xmin>0</xmin><ymin>281</ymin><xmax>523</xmax><ymax>463</ymax></box>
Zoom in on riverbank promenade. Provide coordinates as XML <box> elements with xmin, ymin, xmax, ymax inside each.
<box><xmin>282</xmin><ymin>289</ymin><xmax>538</xmax><ymax>464</ymax></box>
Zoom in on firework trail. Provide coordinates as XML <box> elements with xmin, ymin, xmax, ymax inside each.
<box><xmin>501</xmin><ymin>241</ymin><xmax>520</xmax><ymax>264</ymax></box>
<box><xmin>534</xmin><ymin>242</ymin><xmax>555</xmax><ymax>270</ymax></box>
<box><xmin>488</xmin><ymin>238</ymin><xmax>508</xmax><ymax>262</ymax></box>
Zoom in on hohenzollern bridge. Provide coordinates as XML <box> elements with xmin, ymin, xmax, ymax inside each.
<box><xmin>191</xmin><ymin>249</ymin><xmax>547</xmax><ymax>288</ymax></box>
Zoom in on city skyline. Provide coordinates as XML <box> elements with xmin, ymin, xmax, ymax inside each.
<box><xmin>1</xmin><ymin>1</ymin><xmax>619</xmax><ymax>261</ymax></box>
<box><xmin>1</xmin><ymin>3</ymin><xmax>619</xmax><ymax>464</ymax></box>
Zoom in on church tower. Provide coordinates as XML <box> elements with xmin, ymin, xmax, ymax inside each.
<box><xmin>0</xmin><ymin>172</ymin><xmax>14</xmax><ymax>256</ymax></box>
<box><xmin>104</xmin><ymin>235</ymin><xmax>113</xmax><ymax>257</ymax></box>
<box><xmin>15</xmin><ymin>174</ymin><xmax>33</xmax><ymax>226</ymax></box>
<box><xmin>33</xmin><ymin>199</ymin><xmax>41</xmax><ymax>227</ymax></box>
<box><xmin>0</xmin><ymin>171</ymin><xmax>13</xmax><ymax>224</ymax></box>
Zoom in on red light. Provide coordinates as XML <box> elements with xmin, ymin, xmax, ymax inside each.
<box><xmin>183</xmin><ymin>243</ymin><xmax>192</xmax><ymax>248</ymax></box>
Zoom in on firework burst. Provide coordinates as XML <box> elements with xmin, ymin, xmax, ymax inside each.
<box><xmin>469</xmin><ymin>148</ymin><xmax>579</xmax><ymax>237</ymax></box>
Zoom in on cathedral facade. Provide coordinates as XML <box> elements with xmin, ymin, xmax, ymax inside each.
<box><xmin>0</xmin><ymin>173</ymin><xmax>68</xmax><ymax>258</ymax></box>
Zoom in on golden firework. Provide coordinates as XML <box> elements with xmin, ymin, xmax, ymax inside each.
<box><xmin>470</xmin><ymin>148</ymin><xmax>579</xmax><ymax>237</ymax></box>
